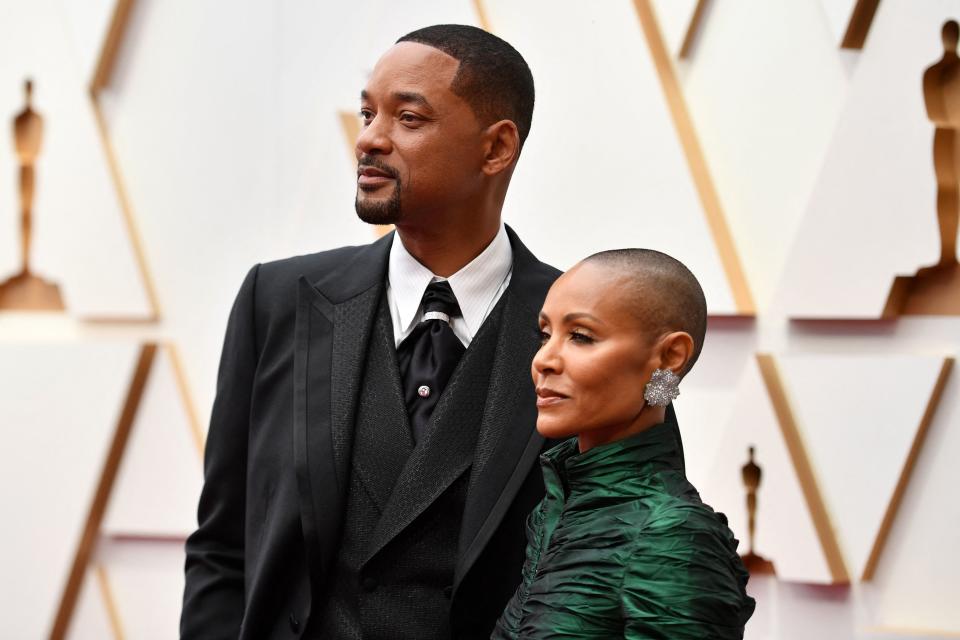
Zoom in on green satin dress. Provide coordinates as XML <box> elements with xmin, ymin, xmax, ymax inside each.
<box><xmin>492</xmin><ymin>422</ymin><xmax>755</xmax><ymax>639</ymax></box>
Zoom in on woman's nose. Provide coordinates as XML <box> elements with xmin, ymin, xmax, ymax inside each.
<box><xmin>532</xmin><ymin>337</ymin><xmax>561</xmax><ymax>375</ymax></box>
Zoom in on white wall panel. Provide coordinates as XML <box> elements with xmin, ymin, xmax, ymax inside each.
<box><xmin>864</xmin><ymin>370</ymin><xmax>960</xmax><ymax>632</ymax></box>
<box><xmin>681</xmin><ymin>0</ymin><xmax>850</xmax><ymax>309</ymax></box>
<box><xmin>704</xmin><ymin>356</ymin><xmax>834</xmax><ymax>584</ymax></box>
<box><xmin>818</xmin><ymin>0</ymin><xmax>861</xmax><ymax>46</ymax></box>
<box><xmin>97</xmin><ymin>539</ymin><xmax>186</xmax><ymax>639</ymax></box>
<box><xmin>0</xmin><ymin>342</ymin><xmax>141</xmax><ymax>638</ymax></box>
<box><xmin>778</xmin><ymin>0</ymin><xmax>960</xmax><ymax>318</ymax></box>
<box><xmin>651</xmin><ymin>0</ymin><xmax>701</xmax><ymax>57</ymax></box>
<box><xmin>67</xmin><ymin>567</ymin><xmax>115</xmax><ymax>640</ymax></box>
<box><xmin>58</xmin><ymin>0</ymin><xmax>117</xmax><ymax>83</ymax></box>
<box><xmin>485</xmin><ymin>0</ymin><xmax>740</xmax><ymax>314</ymax></box>
<box><xmin>102</xmin><ymin>347</ymin><xmax>201</xmax><ymax>537</ymax></box>
<box><xmin>779</xmin><ymin>354</ymin><xmax>947</xmax><ymax>581</ymax></box>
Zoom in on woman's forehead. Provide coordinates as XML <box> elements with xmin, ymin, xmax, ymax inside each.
<box><xmin>543</xmin><ymin>263</ymin><xmax>637</xmax><ymax>320</ymax></box>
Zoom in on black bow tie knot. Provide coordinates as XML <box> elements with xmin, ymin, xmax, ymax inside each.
<box><xmin>420</xmin><ymin>280</ymin><xmax>461</xmax><ymax>319</ymax></box>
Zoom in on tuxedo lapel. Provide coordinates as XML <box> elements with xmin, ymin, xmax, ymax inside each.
<box><xmin>453</xmin><ymin>288</ymin><xmax>544</xmax><ymax>587</ymax></box>
<box><xmin>454</xmin><ymin>227</ymin><xmax>560</xmax><ymax>588</ymax></box>
<box><xmin>350</xmin><ymin>298</ymin><xmax>415</xmax><ymax>512</ymax></box>
<box><xmin>293</xmin><ymin>233</ymin><xmax>392</xmax><ymax>585</ymax></box>
<box><xmin>327</xmin><ymin>285</ymin><xmax>383</xmax><ymax>489</ymax></box>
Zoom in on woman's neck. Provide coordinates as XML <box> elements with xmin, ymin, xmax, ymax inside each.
<box><xmin>577</xmin><ymin>405</ymin><xmax>667</xmax><ymax>453</ymax></box>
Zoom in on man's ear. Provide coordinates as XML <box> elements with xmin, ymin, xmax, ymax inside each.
<box><xmin>658</xmin><ymin>331</ymin><xmax>695</xmax><ymax>376</ymax></box>
<box><xmin>481</xmin><ymin>120</ymin><xmax>520</xmax><ymax>176</ymax></box>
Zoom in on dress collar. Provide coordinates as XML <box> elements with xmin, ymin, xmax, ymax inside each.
<box><xmin>541</xmin><ymin>422</ymin><xmax>684</xmax><ymax>501</ymax></box>
<box><xmin>388</xmin><ymin>223</ymin><xmax>513</xmax><ymax>339</ymax></box>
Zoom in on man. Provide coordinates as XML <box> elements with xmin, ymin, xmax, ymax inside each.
<box><xmin>181</xmin><ymin>24</ymin><xmax>680</xmax><ymax>639</ymax></box>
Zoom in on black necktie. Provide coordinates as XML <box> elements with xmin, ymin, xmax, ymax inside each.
<box><xmin>397</xmin><ymin>280</ymin><xmax>466</xmax><ymax>444</ymax></box>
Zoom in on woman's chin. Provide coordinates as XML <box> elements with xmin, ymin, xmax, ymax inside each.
<box><xmin>535</xmin><ymin>418</ymin><xmax>577</xmax><ymax>440</ymax></box>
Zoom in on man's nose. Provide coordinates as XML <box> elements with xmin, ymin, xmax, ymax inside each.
<box><xmin>356</xmin><ymin>114</ymin><xmax>392</xmax><ymax>157</ymax></box>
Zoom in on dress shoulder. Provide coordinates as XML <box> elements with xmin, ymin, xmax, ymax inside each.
<box><xmin>619</xmin><ymin>497</ymin><xmax>755</xmax><ymax>639</ymax></box>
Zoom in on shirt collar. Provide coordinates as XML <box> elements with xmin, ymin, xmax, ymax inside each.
<box><xmin>388</xmin><ymin>223</ymin><xmax>513</xmax><ymax>338</ymax></box>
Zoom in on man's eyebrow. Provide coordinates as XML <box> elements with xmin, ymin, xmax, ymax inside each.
<box><xmin>360</xmin><ymin>89</ymin><xmax>435</xmax><ymax>111</ymax></box>
<box><xmin>393</xmin><ymin>91</ymin><xmax>433</xmax><ymax>109</ymax></box>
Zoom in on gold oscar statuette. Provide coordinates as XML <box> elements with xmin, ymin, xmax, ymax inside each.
<box><xmin>884</xmin><ymin>20</ymin><xmax>960</xmax><ymax>316</ymax></box>
<box><xmin>0</xmin><ymin>79</ymin><xmax>65</xmax><ymax>311</ymax></box>
<box><xmin>740</xmin><ymin>445</ymin><xmax>776</xmax><ymax>575</ymax></box>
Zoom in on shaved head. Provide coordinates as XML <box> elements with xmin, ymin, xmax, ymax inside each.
<box><xmin>582</xmin><ymin>249</ymin><xmax>707</xmax><ymax>375</ymax></box>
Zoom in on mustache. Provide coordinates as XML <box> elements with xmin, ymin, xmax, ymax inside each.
<box><xmin>357</xmin><ymin>155</ymin><xmax>400</xmax><ymax>180</ymax></box>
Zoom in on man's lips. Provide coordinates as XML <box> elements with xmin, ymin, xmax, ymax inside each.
<box><xmin>357</xmin><ymin>165</ymin><xmax>396</xmax><ymax>188</ymax></box>
<box><xmin>536</xmin><ymin>387</ymin><xmax>568</xmax><ymax>408</ymax></box>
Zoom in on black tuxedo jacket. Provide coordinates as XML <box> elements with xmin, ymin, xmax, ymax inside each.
<box><xmin>180</xmin><ymin>227</ymin><xmax>682</xmax><ymax>638</ymax></box>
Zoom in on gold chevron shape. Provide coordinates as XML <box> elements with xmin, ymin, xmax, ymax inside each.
<box><xmin>755</xmin><ymin>354</ymin><xmax>850</xmax><ymax>583</ymax></box>
<box><xmin>842</xmin><ymin>0</ymin><xmax>882</xmax><ymax>50</ymax></box>
<box><xmin>84</xmin><ymin>0</ymin><xmax>161</xmax><ymax>322</ymax></box>
<box><xmin>650</xmin><ymin>0</ymin><xmax>711</xmax><ymax>59</ymax></box>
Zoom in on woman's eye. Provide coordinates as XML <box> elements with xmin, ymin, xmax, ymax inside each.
<box><xmin>538</xmin><ymin>330</ymin><xmax>551</xmax><ymax>344</ymax></box>
<box><xmin>570</xmin><ymin>331</ymin><xmax>594</xmax><ymax>344</ymax></box>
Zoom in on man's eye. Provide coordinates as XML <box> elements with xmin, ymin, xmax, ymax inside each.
<box><xmin>570</xmin><ymin>331</ymin><xmax>594</xmax><ymax>344</ymax></box>
<box><xmin>399</xmin><ymin>112</ymin><xmax>421</xmax><ymax>123</ymax></box>
<box><xmin>359</xmin><ymin>109</ymin><xmax>373</xmax><ymax>124</ymax></box>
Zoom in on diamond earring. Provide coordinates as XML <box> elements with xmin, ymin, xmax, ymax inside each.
<box><xmin>644</xmin><ymin>368</ymin><xmax>681</xmax><ymax>406</ymax></box>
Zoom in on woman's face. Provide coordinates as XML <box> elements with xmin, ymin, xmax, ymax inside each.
<box><xmin>532</xmin><ymin>262</ymin><xmax>663</xmax><ymax>449</ymax></box>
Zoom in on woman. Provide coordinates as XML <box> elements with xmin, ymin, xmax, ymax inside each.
<box><xmin>493</xmin><ymin>249</ymin><xmax>755</xmax><ymax>639</ymax></box>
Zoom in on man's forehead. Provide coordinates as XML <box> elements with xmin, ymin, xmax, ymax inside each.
<box><xmin>364</xmin><ymin>41</ymin><xmax>459</xmax><ymax>94</ymax></box>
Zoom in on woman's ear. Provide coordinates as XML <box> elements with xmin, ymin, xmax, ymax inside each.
<box><xmin>481</xmin><ymin>120</ymin><xmax>520</xmax><ymax>176</ymax></box>
<box><xmin>657</xmin><ymin>331</ymin><xmax>695</xmax><ymax>376</ymax></box>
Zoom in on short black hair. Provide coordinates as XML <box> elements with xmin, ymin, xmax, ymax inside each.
<box><xmin>584</xmin><ymin>249</ymin><xmax>708</xmax><ymax>375</ymax></box>
<box><xmin>397</xmin><ymin>24</ymin><xmax>535</xmax><ymax>149</ymax></box>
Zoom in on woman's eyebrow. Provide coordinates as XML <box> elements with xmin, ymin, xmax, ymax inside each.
<box><xmin>562</xmin><ymin>312</ymin><xmax>604</xmax><ymax>324</ymax></box>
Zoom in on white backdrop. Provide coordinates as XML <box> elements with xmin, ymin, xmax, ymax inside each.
<box><xmin>1</xmin><ymin>0</ymin><xmax>959</xmax><ymax>638</ymax></box>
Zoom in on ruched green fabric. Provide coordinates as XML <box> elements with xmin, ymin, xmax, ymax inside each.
<box><xmin>492</xmin><ymin>422</ymin><xmax>755</xmax><ymax>639</ymax></box>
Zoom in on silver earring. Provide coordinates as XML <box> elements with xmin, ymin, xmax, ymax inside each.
<box><xmin>644</xmin><ymin>368</ymin><xmax>680</xmax><ymax>406</ymax></box>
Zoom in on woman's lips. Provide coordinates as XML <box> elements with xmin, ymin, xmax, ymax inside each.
<box><xmin>536</xmin><ymin>387</ymin><xmax>568</xmax><ymax>408</ymax></box>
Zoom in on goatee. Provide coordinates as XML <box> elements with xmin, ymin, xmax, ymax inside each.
<box><xmin>356</xmin><ymin>153</ymin><xmax>402</xmax><ymax>225</ymax></box>
<box><xmin>355</xmin><ymin>184</ymin><xmax>401</xmax><ymax>225</ymax></box>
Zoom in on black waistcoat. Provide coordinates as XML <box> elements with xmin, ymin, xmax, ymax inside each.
<box><xmin>313</xmin><ymin>291</ymin><xmax>505</xmax><ymax>639</ymax></box>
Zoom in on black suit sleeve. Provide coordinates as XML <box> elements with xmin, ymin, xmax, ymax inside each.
<box><xmin>181</xmin><ymin>264</ymin><xmax>260</xmax><ymax>638</ymax></box>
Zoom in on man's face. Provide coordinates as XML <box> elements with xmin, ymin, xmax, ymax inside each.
<box><xmin>355</xmin><ymin>42</ymin><xmax>485</xmax><ymax>226</ymax></box>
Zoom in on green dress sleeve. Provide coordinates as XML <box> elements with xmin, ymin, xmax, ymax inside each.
<box><xmin>619</xmin><ymin>503</ymin><xmax>754</xmax><ymax>640</ymax></box>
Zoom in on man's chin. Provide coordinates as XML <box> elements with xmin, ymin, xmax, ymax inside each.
<box><xmin>355</xmin><ymin>194</ymin><xmax>401</xmax><ymax>226</ymax></box>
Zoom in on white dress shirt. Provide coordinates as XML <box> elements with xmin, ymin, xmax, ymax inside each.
<box><xmin>386</xmin><ymin>224</ymin><xmax>513</xmax><ymax>348</ymax></box>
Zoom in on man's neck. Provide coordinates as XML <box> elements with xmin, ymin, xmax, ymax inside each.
<box><xmin>395</xmin><ymin>219</ymin><xmax>502</xmax><ymax>277</ymax></box>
